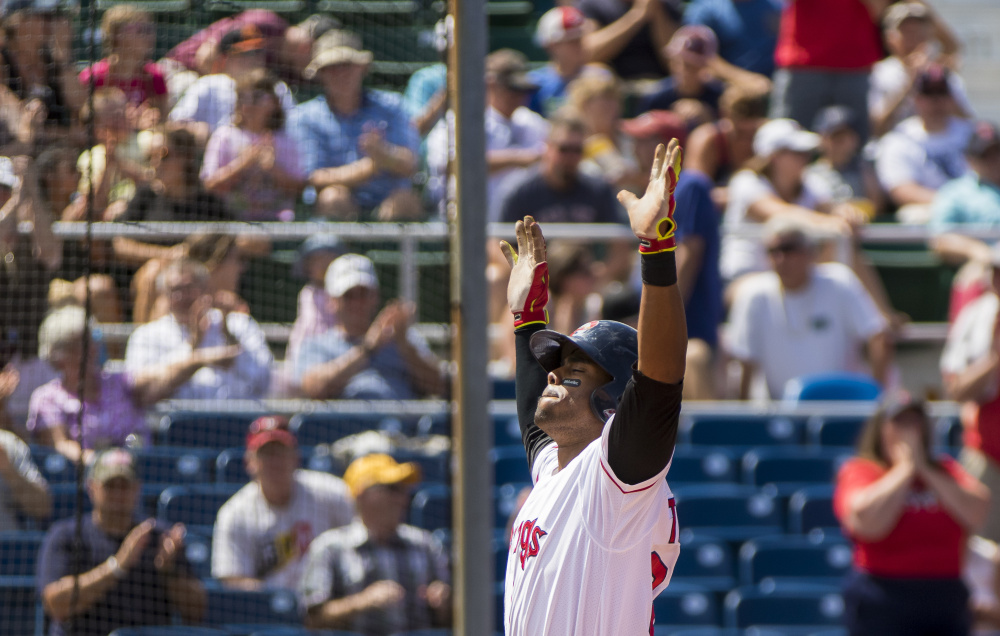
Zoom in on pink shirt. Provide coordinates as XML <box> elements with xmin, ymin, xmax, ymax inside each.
<box><xmin>26</xmin><ymin>371</ymin><xmax>149</xmax><ymax>449</ymax></box>
<box><xmin>79</xmin><ymin>60</ymin><xmax>167</xmax><ymax>105</ymax></box>
<box><xmin>287</xmin><ymin>283</ymin><xmax>338</xmax><ymax>365</ymax></box>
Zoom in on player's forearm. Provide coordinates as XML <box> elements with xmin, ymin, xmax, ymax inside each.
<box><xmin>43</xmin><ymin>561</ymin><xmax>120</xmax><ymax>622</ymax></box>
<box><xmin>514</xmin><ymin>323</ymin><xmax>553</xmax><ymax>469</ymax></box>
<box><xmin>637</xmin><ymin>254</ymin><xmax>687</xmax><ymax>385</ymax></box>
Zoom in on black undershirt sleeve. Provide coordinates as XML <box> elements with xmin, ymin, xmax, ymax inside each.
<box><xmin>514</xmin><ymin>323</ymin><xmax>554</xmax><ymax>473</ymax></box>
<box><xmin>607</xmin><ymin>367</ymin><xmax>682</xmax><ymax>485</ymax></box>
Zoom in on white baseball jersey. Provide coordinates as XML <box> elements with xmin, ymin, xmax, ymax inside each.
<box><xmin>504</xmin><ymin>415</ymin><xmax>679</xmax><ymax>635</ymax></box>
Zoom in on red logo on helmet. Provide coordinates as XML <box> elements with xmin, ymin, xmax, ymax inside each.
<box><xmin>572</xmin><ymin>321</ymin><xmax>600</xmax><ymax>336</ymax></box>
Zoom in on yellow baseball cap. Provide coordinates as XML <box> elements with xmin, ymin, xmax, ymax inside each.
<box><xmin>343</xmin><ymin>453</ymin><xmax>421</xmax><ymax>498</ymax></box>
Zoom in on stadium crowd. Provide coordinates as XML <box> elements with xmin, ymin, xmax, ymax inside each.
<box><xmin>0</xmin><ymin>0</ymin><xmax>998</xmax><ymax>633</ymax></box>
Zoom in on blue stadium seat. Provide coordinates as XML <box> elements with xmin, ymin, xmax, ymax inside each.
<box><xmin>289</xmin><ymin>413</ymin><xmax>397</xmax><ymax>447</ymax></box>
<box><xmin>135</xmin><ymin>447</ymin><xmax>219</xmax><ymax>485</ymax></box>
<box><xmin>653</xmin><ymin>582</ymin><xmax>720</xmax><ymax>627</ymax></box>
<box><xmin>391</xmin><ymin>449</ymin><xmax>449</xmax><ymax>485</ymax></box>
<box><xmin>158</xmin><ymin>411</ymin><xmax>265</xmax><ymax>449</ymax></box>
<box><xmin>806</xmin><ymin>415</ymin><xmax>867</xmax><ymax>448</ymax></box>
<box><xmin>738</xmin><ymin>535</ymin><xmax>853</xmax><ymax>586</ymax></box>
<box><xmin>216</xmin><ymin>448</ymin><xmax>250</xmax><ymax>484</ymax></box>
<box><xmin>410</xmin><ymin>484</ymin><xmax>451</xmax><ymax>531</ymax></box>
<box><xmin>225</xmin><ymin>626</ymin><xmax>363</xmax><ymax>636</ymax></box>
<box><xmin>30</xmin><ymin>445</ymin><xmax>75</xmax><ymax>483</ymax></box>
<box><xmin>493</xmin><ymin>414</ymin><xmax>523</xmax><ymax>447</ymax></box>
<box><xmin>782</xmin><ymin>372</ymin><xmax>881</xmax><ymax>402</ymax></box>
<box><xmin>668</xmin><ymin>447</ymin><xmax>739</xmax><ymax>485</ymax></box>
<box><xmin>201</xmin><ymin>584</ymin><xmax>301</xmax><ymax>626</ymax></box>
<box><xmin>679</xmin><ymin>415</ymin><xmax>803</xmax><ymax>447</ymax></box>
<box><xmin>724</xmin><ymin>586</ymin><xmax>845</xmax><ymax>629</ymax></box>
<box><xmin>49</xmin><ymin>482</ymin><xmax>93</xmax><ymax>523</ymax></box>
<box><xmin>157</xmin><ymin>484</ymin><xmax>242</xmax><ymax>531</ymax></box>
<box><xmin>787</xmin><ymin>486</ymin><xmax>838</xmax><ymax>535</ymax></box>
<box><xmin>741</xmin><ymin>448</ymin><xmax>849</xmax><ymax>490</ymax></box>
<box><xmin>184</xmin><ymin>529</ymin><xmax>213</xmax><ymax>579</ymax></box>
<box><xmin>495</xmin><ymin>482</ymin><xmax>530</xmax><ymax>531</ymax></box>
<box><xmin>109</xmin><ymin>628</ymin><xmax>228</xmax><ymax>636</ymax></box>
<box><xmin>0</xmin><ymin>575</ymin><xmax>37</xmax><ymax>636</ymax></box>
<box><xmin>490</xmin><ymin>446</ymin><xmax>531</xmax><ymax>485</ymax></box>
<box><xmin>0</xmin><ymin>531</ymin><xmax>44</xmax><ymax>577</ymax></box>
<box><xmin>672</xmin><ymin>485</ymin><xmax>784</xmax><ymax>542</ymax></box>
<box><xmin>493</xmin><ymin>378</ymin><xmax>516</xmax><ymax>400</ymax></box>
<box><xmin>671</xmin><ymin>535</ymin><xmax>736</xmax><ymax>592</ymax></box>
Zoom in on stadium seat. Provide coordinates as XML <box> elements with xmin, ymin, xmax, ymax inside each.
<box><xmin>184</xmin><ymin>529</ymin><xmax>213</xmax><ymax>579</ymax></box>
<box><xmin>49</xmin><ymin>483</ymin><xmax>94</xmax><ymax>523</ymax></box>
<box><xmin>201</xmin><ymin>584</ymin><xmax>301</xmax><ymax>626</ymax></box>
<box><xmin>679</xmin><ymin>415</ymin><xmax>803</xmax><ymax>447</ymax></box>
<box><xmin>782</xmin><ymin>372</ymin><xmax>881</xmax><ymax>402</ymax></box>
<box><xmin>741</xmin><ymin>448</ymin><xmax>849</xmax><ymax>490</ymax></box>
<box><xmin>724</xmin><ymin>586</ymin><xmax>845</xmax><ymax>629</ymax></box>
<box><xmin>0</xmin><ymin>575</ymin><xmax>37</xmax><ymax>636</ymax></box>
<box><xmin>668</xmin><ymin>447</ymin><xmax>739</xmax><ymax>485</ymax></box>
<box><xmin>216</xmin><ymin>448</ymin><xmax>250</xmax><ymax>484</ymax></box>
<box><xmin>738</xmin><ymin>535</ymin><xmax>853</xmax><ymax>586</ymax></box>
<box><xmin>289</xmin><ymin>413</ymin><xmax>394</xmax><ymax>447</ymax></box>
<box><xmin>671</xmin><ymin>535</ymin><xmax>736</xmax><ymax>592</ymax></box>
<box><xmin>672</xmin><ymin>485</ymin><xmax>784</xmax><ymax>542</ymax></box>
<box><xmin>135</xmin><ymin>447</ymin><xmax>219</xmax><ymax>485</ymax></box>
<box><xmin>410</xmin><ymin>484</ymin><xmax>451</xmax><ymax>531</ymax></box>
<box><xmin>652</xmin><ymin>582</ymin><xmax>720</xmax><ymax>627</ymax></box>
<box><xmin>493</xmin><ymin>414</ymin><xmax>523</xmax><ymax>447</ymax></box>
<box><xmin>806</xmin><ymin>415</ymin><xmax>867</xmax><ymax>448</ymax></box>
<box><xmin>158</xmin><ymin>411</ymin><xmax>265</xmax><ymax>449</ymax></box>
<box><xmin>493</xmin><ymin>378</ymin><xmax>516</xmax><ymax>400</ymax></box>
<box><xmin>30</xmin><ymin>445</ymin><xmax>76</xmax><ymax>483</ymax></box>
<box><xmin>226</xmin><ymin>626</ymin><xmax>364</xmax><ymax>636</ymax></box>
<box><xmin>787</xmin><ymin>486</ymin><xmax>839</xmax><ymax>535</ymax></box>
<box><xmin>157</xmin><ymin>483</ymin><xmax>242</xmax><ymax>531</ymax></box>
<box><xmin>390</xmin><ymin>449</ymin><xmax>449</xmax><ymax>485</ymax></box>
<box><xmin>490</xmin><ymin>446</ymin><xmax>531</xmax><ymax>485</ymax></box>
<box><xmin>495</xmin><ymin>482</ymin><xmax>529</xmax><ymax>531</ymax></box>
<box><xmin>109</xmin><ymin>628</ymin><xmax>227</xmax><ymax>636</ymax></box>
<box><xmin>0</xmin><ymin>531</ymin><xmax>44</xmax><ymax>577</ymax></box>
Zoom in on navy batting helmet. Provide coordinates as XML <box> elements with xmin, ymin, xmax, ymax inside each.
<box><xmin>529</xmin><ymin>320</ymin><xmax>638</xmax><ymax>423</ymax></box>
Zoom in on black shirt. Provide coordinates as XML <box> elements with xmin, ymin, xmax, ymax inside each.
<box><xmin>637</xmin><ymin>77</ymin><xmax>726</xmax><ymax>119</ymax></box>
<box><xmin>37</xmin><ymin>516</ymin><xmax>194</xmax><ymax>636</ymax></box>
<box><xmin>118</xmin><ymin>185</ymin><xmax>232</xmax><ymax>245</ymax></box>
<box><xmin>576</xmin><ymin>0</ymin><xmax>682</xmax><ymax>80</ymax></box>
<box><xmin>496</xmin><ymin>166</ymin><xmax>625</xmax><ymax>225</ymax></box>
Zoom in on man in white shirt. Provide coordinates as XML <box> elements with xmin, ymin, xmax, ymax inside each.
<box><xmin>212</xmin><ymin>415</ymin><xmax>354</xmax><ymax>591</ymax></box>
<box><xmin>124</xmin><ymin>258</ymin><xmax>272</xmax><ymax>404</ymax></box>
<box><xmin>168</xmin><ymin>24</ymin><xmax>295</xmax><ymax>143</ymax></box>
<box><xmin>426</xmin><ymin>49</ymin><xmax>549</xmax><ymax>218</ymax></box>
<box><xmin>868</xmin><ymin>1</ymin><xmax>971</xmax><ymax>139</ymax></box>
<box><xmin>875</xmin><ymin>64</ymin><xmax>972</xmax><ymax>223</ymax></box>
<box><xmin>727</xmin><ymin>217</ymin><xmax>892</xmax><ymax>399</ymax></box>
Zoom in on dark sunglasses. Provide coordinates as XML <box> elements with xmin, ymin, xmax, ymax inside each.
<box><xmin>555</xmin><ymin>144</ymin><xmax>584</xmax><ymax>155</ymax></box>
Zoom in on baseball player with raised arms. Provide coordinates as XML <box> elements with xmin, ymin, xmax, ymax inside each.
<box><xmin>499</xmin><ymin>139</ymin><xmax>686</xmax><ymax>635</ymax></box>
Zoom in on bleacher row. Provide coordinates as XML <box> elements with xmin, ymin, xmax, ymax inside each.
<box><xmin>0</xmin><ymin>406</ymin><xmax>966</xmax><ymax>635</ymax></box>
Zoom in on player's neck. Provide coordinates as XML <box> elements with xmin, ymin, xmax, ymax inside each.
<box><xmin>556</xmin><ymin>442</ymin><xmax>591</xmax><ymax>471</ymax></box>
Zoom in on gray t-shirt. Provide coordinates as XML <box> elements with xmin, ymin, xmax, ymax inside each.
<box><xmin>494</xmin><ymin>166</ymin><xmax>625</xmax><ymax>226</ymax></box>
<box><xmin>0</xmin><ymin>430</ymin><xmax>47</xmax><ymax>531</ymax></box>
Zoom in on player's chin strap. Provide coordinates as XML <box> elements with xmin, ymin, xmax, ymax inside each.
<box><xmin>500</xmin><ymin>241</ymin><xmax>550</xmax><ymax>329</ymax></box>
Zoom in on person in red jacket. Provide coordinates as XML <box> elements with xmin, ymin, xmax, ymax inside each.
<box><xmin>835</xmin><ymin>391</ymin><xmax>990</xmax><ymax>636</ymax></box>
<box><xmin>769</xmin><ymin>0</ymin><xmax>888</xmax><ymax>141</ymax></box>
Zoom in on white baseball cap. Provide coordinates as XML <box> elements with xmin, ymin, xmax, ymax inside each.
<box><xmin>535</xmin><ymin>6</ymin><xmax>586</xmax><ymax>47</ymax></box>
<box><xmin>325</xmin><ymin>253</ymin><xmax>379</xmax><ymax>298</ymax></box>
<box><xmin>753</xmin><ymin>118</ymin><xmax>820</xmax><ymax>158</ymax></box>
<box><xmin>0</xmin><ymin>157</ymin><xmax>16</xmax><ymax>189</ymax></box>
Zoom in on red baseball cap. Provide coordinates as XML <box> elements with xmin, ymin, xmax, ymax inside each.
<box><xmin>621</xmin><ymin>110</ymin><xmax>688</xmax><ymax>144</ymax></box>
<box><xmin>246</xmin><ymin>415</ymin><xmax>297</xmax><ymax>452</ymax></box>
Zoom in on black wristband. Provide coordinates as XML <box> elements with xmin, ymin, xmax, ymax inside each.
<box><xmin>641</xmin><ymin>250</ymin><xmax>678</xmax><ymax>287</ymax></box>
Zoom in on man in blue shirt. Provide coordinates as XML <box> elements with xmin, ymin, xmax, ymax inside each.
<box><xmin>295</xmin><ymin>254</ymin><xmax>444</xmax><ymax>400</ymax></box>
<box><xmin>683</xmin><ymin>0</ymin><xmax>783</xmax><ymax>77</ymax></box>
<box><xmin>290</xmin><ymin>30</ymin><xmax>422</xmax><ymax>221</ymax></box>
<box><xmin>929</xmin><ymin>121</ymin><xmax>1000</xmax><ymax>302</ymax></box>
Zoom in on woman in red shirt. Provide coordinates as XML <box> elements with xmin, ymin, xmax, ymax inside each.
<box><xmin>835</xmin><ymin>392</ymin><xmax>990</xmax><ymax>635</ymax></box>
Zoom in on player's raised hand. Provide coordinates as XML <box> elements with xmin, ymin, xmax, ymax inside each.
<box><xmin>499</xmin><ymin>216</ymin><xmax>549</xmax><ymax>329</ymax></box>
<box><xmin>617</xmin><ymin>138</ymin><xmax>683</xmax><ymax>254</ymax></box>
